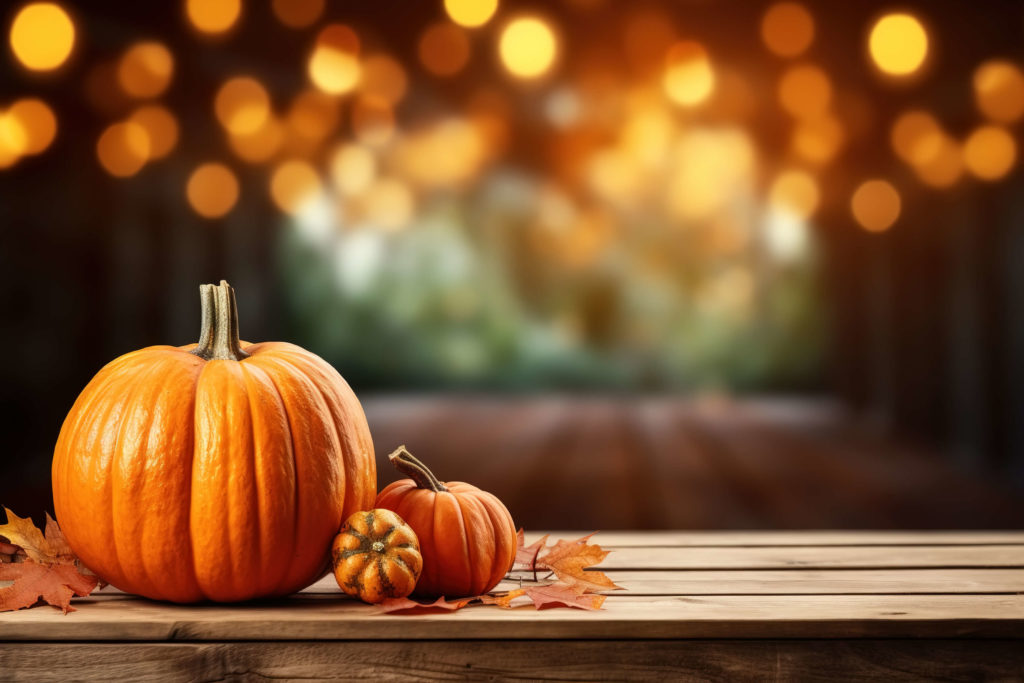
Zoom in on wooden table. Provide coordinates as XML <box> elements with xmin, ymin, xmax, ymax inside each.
<box><xmin>1</xmin><ymin>531</ymin><xmax>1022</xmax><ymax>680</ymax></box>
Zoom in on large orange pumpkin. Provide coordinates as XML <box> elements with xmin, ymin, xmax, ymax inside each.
<box><xmin>51</xmin><ymin>281</ymin><xmax>376</xmax><ymax>603</ymax></box>
<box><xmin>375</xmin><ymin>446</ymin><xmax>516</xmax><ymax>597</ymax></box>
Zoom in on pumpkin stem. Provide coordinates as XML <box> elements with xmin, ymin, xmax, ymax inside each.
<box><xmin>388</xmin><ymin>445</ymin><xmax>448</xmax><ymax>493</ymax></box>
<box><xmin>190</xmin><ymin>280</ymin><xmax>250</xmax><ymax>361</ymax></box>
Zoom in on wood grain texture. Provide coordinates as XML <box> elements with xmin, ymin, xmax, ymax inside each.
<box><xmin>1</xmin><ymin>640</ymin><xmax>1022</xmax><ymax>682</ymax></box>
<box><xmin>1</xmin><ymin>593</ymin><xmax>1021</xmax><ymax>640</ymax></box>
<box><xmin>536</xmin><ymin>530</ymin><xmax>1024</xmax><ymax>547</ymax></box>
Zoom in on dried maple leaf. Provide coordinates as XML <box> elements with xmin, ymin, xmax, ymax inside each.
<box><xmin>376</xmin><ymin>595</ymin><xmax>475</xmax><ymax>614</ymax></box>
<box><xmin>480</xmin><ymin>588</ymin><xmax>526</xmax><ymax>608</ymax></box>
<box><xmin>514</xmin><ymin>529</ymin><xmax>548</xmax><ymax>571</ymax></box>
<box><xmin>537</xmin><ymin>533</ymin><xmax>623</xmax><ymax>592</ymax></box>
<box><xmin>524</xmin><ymin>582</ymin><xmax>606</xmax><ymax>610</ymax></box>
<box><xmin>0</xmin><ymin>507</ymin><xmax>99</xmax><ymax>613</ymax></box>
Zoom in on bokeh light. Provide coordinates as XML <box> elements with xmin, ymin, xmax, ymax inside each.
<box><xmin>8</xmin><ymin>98</ymin><xmax>57</xmax><ymax>155</ymax></box>
<box><xmin>499</xmin><ymin>17</ymin><xmax>557</xmax><ymax>79</ymax></box>
<box><xmin>791</xmin><ymin>115</ymin><xmax>844</xmax><ymax>165</ymax></box>
<box><xmin>851</xmin><ymin>179</ymin><xmax>901</xmax><ymax>232</ymax></box>
<box><xmin>444</xmin><ymin>0</ymin><xmax>498</xmax><ymax>28</ymax></box>
<box><xmin>363</xmin><ymin>178</ymin><xmax>415</xmax><ymax>230</ymax></box>
<box><xmin>271</xmin><ymin>0</ymin><xmax>324</xmax><ymax>29</ymax></box>
<box><xmin>973</xmin><ymin>60</ymin><xmax>1024</xmax><ymax>124</ymax></box>
<box><xmin>330</xmin><ymin>144</ymin><xmax>376</xmax><ymax>196</ymax></box>
<box><xmin>96</xmin><ymin>121</ymin><xmax>150</xmax><ymax>177</ymax></box>
<box><xmin>891</xmin><ymin>110</ymin><xmax>942</xmax><ymax>165</ymax></box>
<box><xmin>914</xmin><ymin>135</ymin><xmax>964</xmax><ymax>188</ymax></box>
<box><xmin>663</xmin><ymin>41</ymin><xmax>715</xmax><ymax>107</ymax></box>
<box><xmin>395</xmin><ymin>119</ymin><xmax>487</xmax><ymax>189</ymax></box>
<box><xmin>270</xmin><ymin>160</ymin><xmax>322</xmax><ymax>214</ymax></box>
<box><xmin>623</xmin><ymin>11</ymin><xmax>676</xmax><ymax>74</ymax></box>
<box><xmin>286</xmin><ymin>89</ymin><xmax>341</xmax><ymax>149</ymax></box>
<box><xmin>963</xmin><ymin>125</ymin><xmax>1017</xmax><ymax>181</ymax></box>
<box><xmin>128</xmin><ymin>105</ymin><xmax>178</xmax><ymax>160</ymax></box>
<box><xmin>0</xmin><ymin>111</ymin><xmax>28</xmax><ymax>168</ymax></box>
<box><xmin>186</xmin><ymin>0</ymin><xmax>241</xmax><ymax>35</ymax></box>
<box><xmin>778</xmin><ymin>63</ymin><xmax>831</xmax><ymax>119</ymax></box>
<box><xmin>761</xmin><ymin>3</ymin><xmax>815</xmax><ymax>58</ymax></box>
<box><xmin>418</xmin><ymin>22</ymin><xmax>471</xmax><ymax>77</ymax></box>
<box><xmin>769</xmin><ymin>169</ymin><xmax>819</xmax><ymax>219</ymax></box>
<box><xmin>308</xmin><ymin>24</ymin><xmax>361</xmax><ymax>94</ymax></box>
<box><xmin>228</xmin><ymin>116</ymin><xmax>285</xmax><ymax>164</ymax></box>
<box><xmin>360</xmin><ymin>55</ymin><xmax>408</xmax><ymax>105</ymax></box>
<box><xmin>868</xmin><ymin>13</ymin><xmax>928</xmax><ymax>76</ymax></box>
<box><xmin>351</xmin><ymin>95</ymin><xmax>395</xmax><ymax>147</ymax></box>
<box><xmin>9</xmin><ymin>2</ymin><xmax>75</xmax><ymax>71</ymax></box>
<box><xmin>117</xmin><ymin>42</ymin><xmax>174</xmax><ymax>99</ymax></box>
<box><xmin>186</xmin><ymin>162</ymin><xmax>239</xmax><ymax>218</ymax></box>
<box><xmin>215</xmin><ymin>77</ymin><xmax>271</xmax><ymax>135</ymax></box>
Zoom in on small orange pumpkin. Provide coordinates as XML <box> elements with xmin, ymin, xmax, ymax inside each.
<box><xmin>375</xmin><ymin>446</ymin><xmax>517</xmax><ymax>597</ymax></box>
<box><xmin>51</xmin><ymin>281</ymin><xmax>377</xmax><ymax>603</ymax></box>
<box><xmin>332</xmin><ymin>509</ymin><xmax>423</xmax><ymax>603</ymax></box>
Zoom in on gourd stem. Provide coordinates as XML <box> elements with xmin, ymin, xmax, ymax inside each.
<box><xmin>388</xmin><ymin>445</ymin><xmax>447</xmax><ymax>493</ymax></box>
<box><xmin>190</xmin><ymin>280</ymin><xmax>250</xmax><ymax>361</ymax></box>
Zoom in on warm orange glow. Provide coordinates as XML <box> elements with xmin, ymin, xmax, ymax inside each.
<box><xmin>271</xmin><ymin>0</ymin><xmax>324</xmax><ymax>29</ymax></box>
<box><xmin>186</xmin><ymin>0</ymin><xmax>240</xmax><ymax>35</ymax></box>
<box><xmin>9</xmin><ymin>3</ymin><xmax>75</xmax><ymax>71</ymax></box>
<box><xmin>127</xmin><ymin>105</ymin><xmax>177</xmax><ymax>160</ymax></box>
<box><xmin>360</xmin><ymin>55</ymin><xmax>408</xmax><ymax>105</ymax></box>
<box><xmin>351</xmin><ymin>96</ymin><xmax>395</xmax><ymax>147</ymax></box>
<box><xmin>890</xmin><ymin>110</ymin><xmax>942</xmax><ymax>165</ymax></box>
<box><xmin>778</xmin><ymin>63</ymin><xmax>831</xmax><ymax>119</ymax></box>
<box><xmin>973</xmin><ymin>60</ymin><xmax>1024</xmax><ymax>123</ymax></box>
<box><xmin>623</xmin><ymin>11</ymin><xmax>676</xmax><ymax>73</ymax></box>
<box><xmin>8</xmin><ymin>98</ymin><xmax>57</xmax><ymax>155</ymax></box>
<box><xmin>215</xmin><ymin>77</ymin><xmax>271</xmax><ymax>135</ymax></box>
<box><xmin>186</xmin><ymin>163</ymin><xmax>239</xmax><ymax>219</ymax></box>
<box><xmin>665</xmin><ymin>129</ymin><xmax>756</xmax><ymax>220</ymax></box>
<box><xmin>851</xmin><ymin>179</ymin><xmax>901</xmax><ymax>232</ymax></box>
<box><xmin>286</xmin><ymin>89</ymin><xmax>340</xmax><ymax>147</ymax></box>
<box><xmin>270</xmin><ymin>160</ymin><xmax>321</xmax><ymax>214</ymax></box>
<box><xmin>963</xmin><ymin>125</ymin><xmax>1017</xmax><ymax>181</ymax></box>
<box><xmin>330</xmin><ymin>144</ymin><xmax>376</xmax><ymax>196</ymax></box>
<box><xmin>761</xmin><ymin>3</ymin><xmax>814</xmax><ymax>58</ymax></box>
<box><xmin>869</xmin><ymin>13</ymin><xmax>928</xmax><ymax>76</ymax></box>
<box><xmin>118</xmin><ymin>42</ymin><xmax>174</xmax><ymax>98</ymax></box>
<box><xmin>308</xmin><ymin>24</ymin><xmax>361</xmax><ymax>94</ymax></box>
<box><xmin>914</xmin><ymin>135</ymin><xmax>964</xmax><ymax>188</ymax></box>
<box><xmin>96</xmin><ymin>121</ymin><xmax>150</xmax><ymax>177</ymax></box>
<box><xmin>768</xmin><ymin>169</ymin><xmax>819</xmax><ymax>219</ymax></box>
<box><xmin>394</xmin><ymin>119</ymin><xmax>486</xmax><ymax>189</ymax></box>
<box><xmin>499</xmin><ymin>17</ymin><xmax>558</xmax><ymax>79</ymax></box>
<box><xmin>364</xmin><ymin>178</ymin><xmax>415</xmax><ymax>230</ymax></box>
<box><xmin>418</xmin><ymin>22</ymin><xmax>471</xmax><ymax>77</ymax></box>
<box><xmin>791</xmin><ymin>114</ymin><xmax>844</xmax><ymax>165</ymax></box>
<box><xmin>229</xmin><ymin>117</ymin><xmax>284</xmax><ymax>164</ymax></box>
<box><xmin>444</xmin><ymin>0</ymin><xmax>498</xmax><ymax>28</ymax></box>
<box><xmin>0</xmin><ymin>111</ymin><xmax>28</xmax><ymax>168</ymax></box>
<box><xmin>663</xmin><ymin>41</ymin><xmax>714</xmax><ymax>107</ymax></box>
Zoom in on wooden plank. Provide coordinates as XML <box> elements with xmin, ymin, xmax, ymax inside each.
<box><xmin>2</xmin><ymin>640</ymin><xmax>1023</xmax><ymax>682</ymax></box>
<box><xmin>292</xmin><ymin>568</ymin><xmax>1024</xmax><ymax>596</ymax></box>
<box><xmin>535</xmin><ymin>531</ymin><xmax>1024</xmax><ymax>547</ymax></box>
<box><xmin>1</xmin><ymin>594</ymin><xmax>1021</xmax><ymax>640</ymax></box>
<box><xmin>596</xmin><ymin>544</ymin><xmax>1024</xmax><ymax>569</ymax></box>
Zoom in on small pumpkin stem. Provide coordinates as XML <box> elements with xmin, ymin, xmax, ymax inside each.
<box><xmin>190</xmin><ymin>280</ymin><xmax>250</xmax><ymax>361</ymax></box>
<box><xmin>388</xmin><ymin>445</ymin><xmax>447</xmax><ymax>493</ymax></box>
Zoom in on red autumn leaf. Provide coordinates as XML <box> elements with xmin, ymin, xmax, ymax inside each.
<box><xmin>376</xmin><ymin>595</ymin><xmax>475</xmax><ymax>614</ymax></box>
<box><xmin>514</xmin><ymin>528</ymin><xmax>549</xmax><ymax>571</ymax></box>
<box><xmin>537</xmin><ymin>533</ymin><xmax>623</xmax><ymax>592</ymax></box>
<box><xmin>524</xmin><ymin>582</ymin><xmax>606</xmax><ymax>611</ymax></box>
<box><xmin>0</xmin><ymin>507</ymin><xmax>99</xmax><ymax>613</ymax></box>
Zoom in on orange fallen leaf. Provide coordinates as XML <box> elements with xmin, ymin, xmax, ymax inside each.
<box><xmin>480</xmin><ymin>588</ymin><xmax>526</xmax><ymax>608</ymax></box>
<box><xmin>0</xmin><ymin>507</ymin><xmax>99</xmax><ymax>613</ymax></box>
<box><xmin>537</xmin><ymin>534</ymin><xmax>623</xmax><ymax>592</ymax></box>
<box><xmin>376</xmin><ymin>595</ymin><xmax>475</xmax><ymax>614</ymax></box>
<box><xmin>524</xmin><ymin>582</ymin><xmax>606</xmax><ymax>610</ymax></box>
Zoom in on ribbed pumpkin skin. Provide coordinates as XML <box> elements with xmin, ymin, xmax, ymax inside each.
<box><xmin>332</xmin><ymin>508</ymin><xmax>422</xmax><ymax>603</ymax></box>
<box><xmin>51</xmin><ymin>341</ymin><xmax>376</xmax><ymax>603</ymax></box>
<box><xmin>375</xmin><ymin>480</ymin><xmax>516</xmax><ymax>597</ymax></box>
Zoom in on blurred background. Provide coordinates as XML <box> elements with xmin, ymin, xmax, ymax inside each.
<box><xmin>1</xmin><ymin>0</ymin><xmax>1022</xmax><ymax>530</ymax></box>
